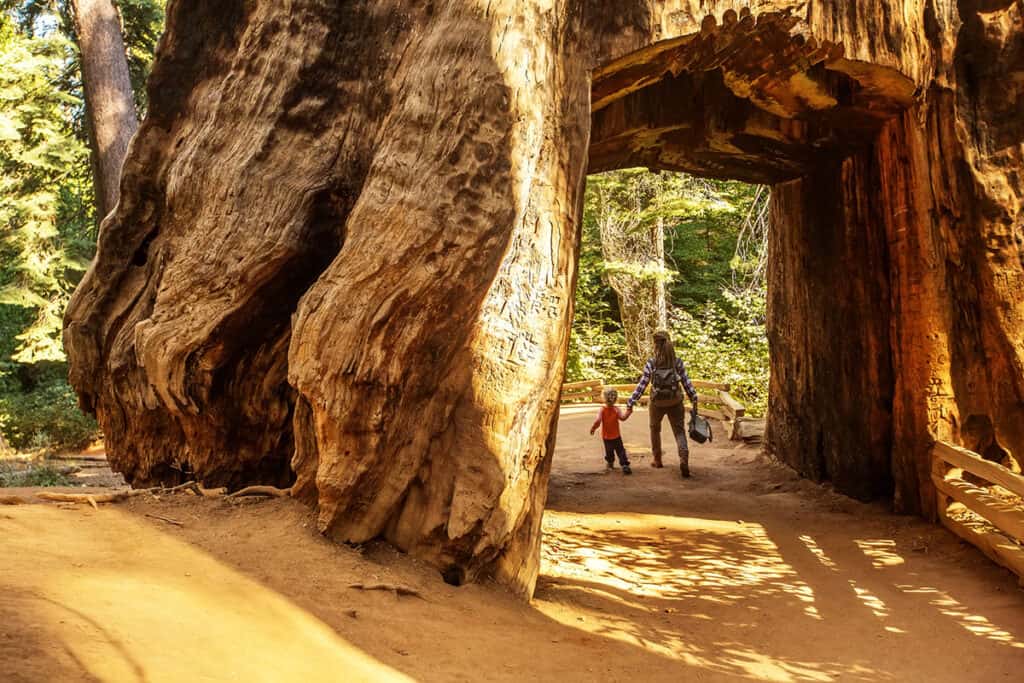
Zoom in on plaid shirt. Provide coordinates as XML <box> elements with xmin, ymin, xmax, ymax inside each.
<box><xmin>627</xmin><ymin>358</ymin><xmax>698</xmax><ymax>408</ymax></box>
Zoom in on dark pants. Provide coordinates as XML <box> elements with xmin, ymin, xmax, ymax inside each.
<box><xmin>603</xmin><ymin>437</ymin><xmax>629</xmax><ymax>466</ymax></box>
<box><xmin>649</xmin><ymin>401</ymin><xmax>689</xmax><ymax>464</ymax></box>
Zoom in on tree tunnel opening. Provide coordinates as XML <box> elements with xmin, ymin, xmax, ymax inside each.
<box><xmin>573</xmin><ymin>15</ymin><xmax>918</xmax><ymax>503</ymax></box>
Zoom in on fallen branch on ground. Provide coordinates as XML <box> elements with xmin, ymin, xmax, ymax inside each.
<box><xmin>145</xmin><ymin>512</ymin><xmax>185</xmax><ymax>527</ymax></box>
<box><xmin>35</xmin><ymin>489</ymin><xmax>149</xmax><ymax>504</ymax></box>
<box><xmin>226</xmin><ymin>485</ymin><xmax>292</xmax><ymax>499</ymax></box>
<box><xmin>348</xmin><ymin>582</ymin><xmax>424</xmax><ymax>598</ymax></box>
<box><xmin>0</xmin><ymin>495</ymin><xmax>30</xmax><ymax>505</ymax></box>
<box><xmin>34</xmin><ymin>481</ymin><xmax>201</xmax><ymax>506</ymax></box>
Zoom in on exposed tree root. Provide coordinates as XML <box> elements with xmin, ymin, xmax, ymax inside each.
<box><xmin>226</xmin><ymin>486</ymin><xmax>293</xmax><ymax>499</ymax></box>
<box><xmin>199</xmin><ymin>486</ymin><xmax>228</xmax><ymax>497</ymax></box>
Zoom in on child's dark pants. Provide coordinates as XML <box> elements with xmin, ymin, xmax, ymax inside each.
<box><xmin>603</xmin><ymin>437</ymin><xmax>629</xmax><ymax>467</ymax></box>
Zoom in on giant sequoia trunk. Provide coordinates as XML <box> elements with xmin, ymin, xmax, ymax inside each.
<box><xmin>71</xmin><ymin>0</ymin><xmax>138</xmax><ymax>219</ymax></box>
<box><xmin>65</xmin><ymin>0</ymin><xmax>1023</xmax><ymax>596</ymax></box>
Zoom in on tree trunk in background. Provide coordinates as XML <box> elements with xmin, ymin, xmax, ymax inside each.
<box><xmin>71</xmin><ymin>0</ymin><xmax>138</xmax><ymax>219</ymax></box>
<box><xmin>599</xmin><ymin>214</ymin><xmax>668</xmax><ymax>374</ymax></box>
<box><xmin>64</xmin><ymin>0</ymin><xmax>1023</xmax><ymax>595</ymax></box>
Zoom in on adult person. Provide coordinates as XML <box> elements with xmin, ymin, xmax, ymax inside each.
<box><xmin>625</xmin><ymin>331</ymin><xmax>699</xmax><ymax>477</ymax></box>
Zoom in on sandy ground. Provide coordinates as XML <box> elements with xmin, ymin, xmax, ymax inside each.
<box><xmin>2</xmin><ymin>407</ymin><xmax>1023</xmax><ymax>682</ymax></box>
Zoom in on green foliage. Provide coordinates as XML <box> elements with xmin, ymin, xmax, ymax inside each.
<box><xmin>0</xmin><ymin>15</ymin><xmax>92</xmax><ymax>364</ymax></box>
<box><xmin>2</xmin><ymin>0</ymin><xmax>166</xmax><ymax>116</ymax></box>
<box><xmin>669</xmin><ymin>290</ymin><xmax>769</xmax><ymax>417</ymax></box>
<box><xmin>583</xmin><ymin>170</ymin><xmax>760</xmax><ymax>311</ymax></box>
<box><xmin>570</xmin><ymin>169</ymin><xmax>770</xmax><ymax>413</ymax></box>
<box><xmin>0</xmin><ymin>461</ymin><xmax>73</xmax><ymax>486</ymax></box>
<box><xmin>0</xmin><ymin>369</ymin><xmax>96</xmax><ymax>450</ymax></box>
<box><xmin>115</xmin><ymin>0</ymin><xmax>166</xmax><ymax>114</ymax></box>
<box><xmin>0</xmin><ymin>8</ymin><xmax>120</xmax><ymax>451</ymax></box>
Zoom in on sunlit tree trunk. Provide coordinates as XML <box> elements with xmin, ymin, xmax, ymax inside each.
<box><xmin>70</xmin><ymin>0</ymin><xmax>138</xmax><ymax>219</ymax></box>
<box><xmin>597</xmin><ymin>193</ymin><xmax>668</xmax><ymax>374</ymax></box>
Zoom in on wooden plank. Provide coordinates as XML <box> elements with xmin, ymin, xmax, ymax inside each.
<box><xmin>932</xmin><ymin>473</ymin><xmax>1024</xmax><ymax>543</ymax></box>
<box><xmin>697</xmin><ymin>392</ymin><xmax>724</xmax><ymax>406</ymax></box>
<box><xmin>933</xmin><ymin>442</ymin><xmax>1024</xmax><ymax>498</ymax></box>
<box><xmin>718</xmin><ymin>391</ymin><xmax>746</xmax><ymax>420</ymax></box>
<box><xmin>563</xmin><ymin>379</ymin><xmax>602</xmax><ymax>391</ymax></box>
<box><xmin>699</xmin><ymin>407</ymin><xmax>725</xmax><ymax>421</ymax></box>
<box><xmin>693</xmin><ymin>380</ymin><xmax>729</xmax><ymax>391</ymax></box>
<box><xmin>938</xmin><ymin>506</ymin><xmax>1024</xmax><ymax>585</ymax></box>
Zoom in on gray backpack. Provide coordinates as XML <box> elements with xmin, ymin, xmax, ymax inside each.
<box><xmin>651</xmin><ymin>365</ymin><xmax>682</xmax><ymax>405</ymax></box>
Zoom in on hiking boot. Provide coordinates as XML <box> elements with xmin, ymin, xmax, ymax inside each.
<box><xmin>651</xmin><ymin>455</ymin><xmax>664</xmax><ymax>468</ymax></box>
<box><xmin>680</xmin><ymin>454</ymin><xmax>691</xmax><ymax>478</ymax></box>
<box><xmin>605</xmin><ymin>460</ymin><xmax>615</xmax><ymax>470</ymax></box>
<box><xmin>622</xmin><ymin>465</ymin><xmax>632</xmax><ymax>475</ymax></box>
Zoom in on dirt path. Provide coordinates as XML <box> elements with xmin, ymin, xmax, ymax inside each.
<box><xmin>2</xmin><ymin>408</ymin><xmax>1023</xmax><ymax>682</ymax></box>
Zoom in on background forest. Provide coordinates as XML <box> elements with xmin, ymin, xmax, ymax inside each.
<box><xmin>0</xmin><ymin>1</ymin><xmax>768</xmax><ymax>455</ymax></box>
<box><xmin>568</xmin><ymin>170</ymin><xmax>769</xmax><ymax>416</ymax></box>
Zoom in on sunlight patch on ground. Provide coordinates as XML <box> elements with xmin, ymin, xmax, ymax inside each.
<box><xmin>542</xmin><ymin>511</ymin><xmax>820</xmax><ymax>611</ymax></box>
<box><xmin>895</xmin><ymin>584</ymin><xmax>1024</xmax><ymax>649</ymax></box>
<box><xmin>535</xmin><ymin>511</ymin><xmax>886</xmax><ymax>681</ymax></box>
<box><xmin>855</xmin><ymin>539</ymin><xmax>905</xmax><ymax>568</ymax></box>
<box><xmin>798</xmin><ymin>535</ymin><xmax>839</xmax><ymax>572</ymax></box>
<box><xmin>0</xmin><ymin>506</ymin><xmax>411</xmax><ymax>682</ymax></box>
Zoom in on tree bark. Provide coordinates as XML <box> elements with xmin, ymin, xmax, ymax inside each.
<box><xmin>598</xmin><ymin>212</ymin><xmax>667</xmax><ymax>374</ymax></box>
<box><xmin>71</xmin><ymin>0</ymin><xmax>138</xmax><ymax>219</ymax></box>
<box><xmin>64</xmin><ymin>1</ymin><xmax>1024</xmax><ymax>596</ymax></box>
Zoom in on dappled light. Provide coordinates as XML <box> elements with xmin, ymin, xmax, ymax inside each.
<box><xmin>538</xmin><ymin>406</ymin><xmax>1024</xmax><ymax>680</ymax></box>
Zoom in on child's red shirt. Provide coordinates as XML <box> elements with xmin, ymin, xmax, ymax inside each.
<box><xmin>592</xmin><ymin>405</ymin><xmax>626</xmax><ymax>440</ymax></box>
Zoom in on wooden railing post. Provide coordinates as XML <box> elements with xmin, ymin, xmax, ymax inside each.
<box><xmin>931</xmin><ymin>441</ymin><xmax>1024</xmax><ymax>585</ymax></box>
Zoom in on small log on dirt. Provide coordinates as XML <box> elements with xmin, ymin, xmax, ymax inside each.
<box><xmin>348</xmin><ymin>582</ymin><xmax>423</xmax><ymax>599</ymax></box>
<box><xmin>0</xmin><ymin>495</ymin><xmax>30</xmax><ymax>505</ymax></box>
<box><xmin>46</xmin><ymin>454</ymin><xmax>108</xmax><ymax>463</ymax></box>
<box><xmin>36</xmin><ymin>490</ymin><xmax>141</xmax><ymax>504</ymax></box>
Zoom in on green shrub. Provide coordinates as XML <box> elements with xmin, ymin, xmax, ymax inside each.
<box><xmin>669</xmin><ymin>289</ymin><xmax>769</xmax><ymax>417</ymax></box>
<box><xmin>0</xmin><ymin>376</ymin><xmax>99</xmax><ymax>452</ymax></box>
<box><xmin>0</xmin><ymin>462</ymin><xmax>73</xmax><ymax>487</ymax></box>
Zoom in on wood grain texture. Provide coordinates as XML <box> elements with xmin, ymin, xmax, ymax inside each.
<box><xmin>64</xmin><ymin>0</ymin><xmax>1024</xmax><ymax>595</ymax></box>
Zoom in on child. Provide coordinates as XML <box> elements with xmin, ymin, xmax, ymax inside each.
<box><xmin>590</xmin><ymin>388</ymin><xmax>632</xmax><ymax>475</ymax></box>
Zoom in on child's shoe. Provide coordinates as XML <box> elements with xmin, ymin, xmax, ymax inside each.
<box><xmin>622</xmin><ymin>465</ymin><xmax>632</xmax><ymax>475</ymax></box>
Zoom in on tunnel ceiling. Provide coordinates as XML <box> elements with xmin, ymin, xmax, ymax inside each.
<box><xmin>588</xmin><ymin>8</ymin><xmax>918</xmax><ymax>184</ymax></box>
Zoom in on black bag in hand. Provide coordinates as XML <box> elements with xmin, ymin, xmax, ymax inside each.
<box><xmin>689</xmin><ymin>411</ymin><xmax>712</xmax><ymax>444</ymax></box>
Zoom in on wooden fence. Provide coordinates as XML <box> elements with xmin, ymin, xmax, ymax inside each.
<box><xmin>560</xmin><ymin>377</ymin><xmax>746</xmax><ymax>423</ymax></box>
<box><xmin>932</xmin><ymin>441</ymin><xmax>1024</xmax><ymax>585</ymax></box>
